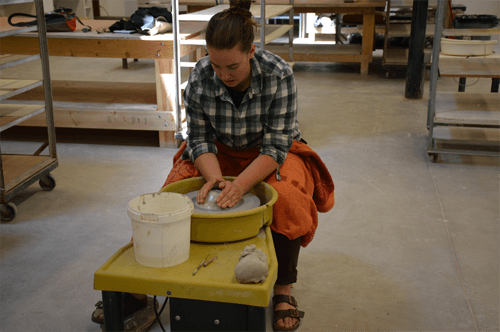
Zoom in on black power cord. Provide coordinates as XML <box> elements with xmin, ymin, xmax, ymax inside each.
<box><xmin>145</xmin><ymin>296</ymin><xmax>169</xmax><ymax>332</ymax></box>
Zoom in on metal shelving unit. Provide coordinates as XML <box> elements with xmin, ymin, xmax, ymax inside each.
<box><xmin>0</xmin><ymin>0</ymin><xmax>58</xmax><ymax>221</ymax></box>
<box><xmin>426</xmin><ymin>0</ymin><xmax>499</xmax><ymax>162</ymax></box>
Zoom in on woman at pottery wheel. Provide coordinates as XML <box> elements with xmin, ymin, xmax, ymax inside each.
<box><xmin>162</xmin><ymin>1</ymin><xmax>334</xmax><ymax>331</ymax></box>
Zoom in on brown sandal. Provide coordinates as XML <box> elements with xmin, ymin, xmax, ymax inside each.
<box><xmin>272</xmin><ymin>295</ymin><xmax>305</xmax><ymax>332</ymax></box>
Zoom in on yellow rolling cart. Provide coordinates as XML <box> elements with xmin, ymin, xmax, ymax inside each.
<box><xmin>94</xmin><ymin>227</ymin><xmax>278</xmax><ymax>331</ymax></box>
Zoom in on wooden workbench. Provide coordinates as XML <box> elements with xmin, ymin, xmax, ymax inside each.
<box><xmin>180</xmin><ymin>0</ymin><xmax>385</xmax><ymax>75</ymax></box>
<box><xmin>0</xmin><ymin>17</ymin><xmax>206</xmax><ymax>147</ymax></box>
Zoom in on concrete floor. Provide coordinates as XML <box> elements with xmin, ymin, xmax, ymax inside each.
<box><xmin>1</xmin><ymin>51</ymin><xmax>499</xmax><ymax>331</ymax></box>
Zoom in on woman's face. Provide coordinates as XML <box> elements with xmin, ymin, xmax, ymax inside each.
<box><xmin>208</xmin><ymin>44</ymin><xmax>256</xmax><ymax>91</ymax></box>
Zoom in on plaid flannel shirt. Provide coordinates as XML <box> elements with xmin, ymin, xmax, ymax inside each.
<box><xmin>182</xmin><ymin>48</ymin><xmax>301</xmax><ymax>165</ymax></box>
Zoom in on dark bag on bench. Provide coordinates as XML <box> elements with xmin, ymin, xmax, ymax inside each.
<box><xmin>8</xmin><ymin>7</ymin><xmax>89</xmax><ymax>32</ymax></box>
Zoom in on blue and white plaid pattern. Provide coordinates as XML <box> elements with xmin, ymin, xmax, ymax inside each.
<box><xmin>182</xmin><ymin>48</ymin><xmax>301</xmax><ymax>165</ymax></box>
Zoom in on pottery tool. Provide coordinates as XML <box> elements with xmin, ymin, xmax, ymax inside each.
<box><xmin>203</xmin><ymin>255</ymin><xmax>218</xmax><ymax>267</ymax></box>
<box><xmin>192</xmin><ymin>255</ymin><xmax>209</xmax><ymax>276</ymax></box>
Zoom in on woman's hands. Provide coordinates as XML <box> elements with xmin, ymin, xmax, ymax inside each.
<box><xmin>194</xmin><ymin>152</ymin><xmax>278</xmax><ymax>209</ymax></box>
<box><xmin>216</xmin><ymin>180</ymin><xmax>244</xmax><ymax>209</ymax></box>
<box><xmin>197</xmin><ymin>179</ymin><xmax>244</xmax><ymax>209</ymax></box>
<box><xmin>196</xmin><ymin>178</ymin><xmax>223</xmax><ymax>204</ymax></box>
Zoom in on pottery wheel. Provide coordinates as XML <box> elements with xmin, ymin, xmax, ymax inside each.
<box><xmin>185</xmin><ymin>190</ymin><xmax>261</xmax><ymax>214</ymax></box>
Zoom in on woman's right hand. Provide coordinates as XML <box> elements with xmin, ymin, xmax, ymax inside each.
<box><xmin>196</xmin><ymin>179</ymin><xmax>223</xmax><ymax>204</ymax></box>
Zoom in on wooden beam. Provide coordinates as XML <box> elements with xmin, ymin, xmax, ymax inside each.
<box><xmin>2</xmin><ymin>100</ymin><xmax>176</xmax><ymax>130</ymax></box>
<box><xmin>266</xmin><ymin>44</ymin><xmax>362</xmax><ymax>62</ymax></box>
<box><xmin>361</xmin><ymin>12</ymin><xmax>375</xmax><ymax>75</ymax></box>
<box><xmin>0</xmin><ymin>36</ymin><xmax>185</xmax><ymax>59</ymax></box>
<box><xmin>159</xmin><ymin>130</ymin><xmax>176</xmax><ymax>148</ymax></box>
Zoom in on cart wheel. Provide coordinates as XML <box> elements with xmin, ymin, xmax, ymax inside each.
<box><xmin>1</xmin><ymin>202</ymin><xmax>17</xmax><ymax>222</ymax></box>
<box><xmin>39</xmin><ymin>174</ymin><xmax>56</xmax><ymax>191</ymax></box>
<box><xmin>429</xmin><ymin>153</ymin><xmax>438</xmax><ymax>163</ymax></box>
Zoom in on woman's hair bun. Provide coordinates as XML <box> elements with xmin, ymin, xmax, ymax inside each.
<box><xmin>229</xmin><ymin>0</ymin><xmax>251</xmax><ymax>10</ymax></box>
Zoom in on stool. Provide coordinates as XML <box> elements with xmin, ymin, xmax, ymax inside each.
<box><xmin>94</xmin><ymin>227</ymin><xmax>277</xmax><ymax>331</ymax></box>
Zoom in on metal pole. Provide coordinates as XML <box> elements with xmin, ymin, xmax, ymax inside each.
<box><xmin>173</xmin><ymin>0</ymin><xmax>183</xmax><ymax>140</ymax></box>
<box><xmin>0</xmin><ymin>145</ymin><xmax>5</xmax><ymax>203</ymax></box>
<box><xmin>34</xmin><ymin>0</ymin><xmax>57</xmax><ymax>158</ymax></box>
<box><xmin>260</xmin><ymin>0</ymin><xmax>265</xmax><ymax>50</ymax></box>
<box><xmin>288</xmin><ymin>0</ymin><xmax>294</xmax><ymax>61</ymax></box>
<box><xmin>404</xmin><ymin>0</ymin><xmax>429</xmax><ymax>99</ymax></box>
<box><xmin>426</xmin><ymin>0</ymin><xmax>445</xmax><ymax>148</ymax></box>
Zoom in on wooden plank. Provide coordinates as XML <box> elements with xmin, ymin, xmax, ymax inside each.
<box><xmin>179</xmin><ymin>4</ymin><xmax>293</xmax><ymax>21</ymax></box>
<box><xmin>159</xmin><ymin>130</ymin><xmax>176</xmax><ymax>148</ymax></box>
<box><xmin>1</xmin><ymin>100</ymin><xmax>175</xmax><ymax>131</ymax></box>
<box><xmin>7</xmin><ymin>81</ymin><xmax>158</xmax><ymax>104</ymax></box>
<box><xmin>433</xmin><ymin>126</ymin><xmax>500</xmax><ymax>143</ymax></box>
<box><xmin>0</xmin><ymin>54</ymin><xmax>40</xmax><ymax>71</ymax></box>
<box><xmin>267</xmin><ymin>43</ymin><xmax>362</xmax><ymax>58</ymax></box>
<box><xmin>434</xmin><ymin>92</ymin><xmax>500</xmax><ymax>126</ymax></box>
<box><xmin>155</xmin><ymin>58</ymin><xmax>175</xmax><ymax>114</ymax></box>
<box><xmin>0</xmin><ymin>18</ymin><xmax>205</xmax><ymax>59</ymax></box>
<box><xmin>442</xmin><ymin>27</ymin><xmax>500</xmax><ymax>37</ymax></box>
<box><xmin>1</xmin><ymin>18</ymin><xmax>205</xmax><ymax>40</ymax></box>
<box><xmin>0</xmin><ymin>80</ymin><xmax>43</xmax><ymax>101</ymax></box>
<box><xmin>256</xmin><ymin>25</ymin><xmax>293</xmax><ymax>44</ymax></box>
<box><xmin>0</xmin><ymin>79</ymin><xmax>40</xmax><ymax>89</ymax></box>
<box><xmin>180</xmin><ymin>0</ymin><xmax>385</xmax><ymax>8</ymax></box>
<box><xmin>0</xmin><ymin>25</ymin><xmax>37</xmax><ymax>38</ymax></box>
<box><xmin>180</xmin><ymin>25</ymin><xmax>293</xmax><ymax>46</ymax></box>
<box><xmin>0</xmin><ymin>104</ymin><xmax>45</xmax><ymax>132</ymax></box>
<box><xmin>0</xmin><ymin>36</ymin><xmax>168</xmax><ymax>59</ymax></box>
<box><xmin>0</xmin><ymin>35</ymin><xmax>203</xmax><ymax>59</ymax></box>
<box><xmin>2</xmin><ymin>155</ymin><xmax>57</xmax><ymax>194</ymax></box>
<box><xmin>439</xmin><ymin>57</ymin><xmax>500</xmax><ymax>78</ymax></box>
<box><xmin>361</xmin><ymin>12</ymin><xmax>375</xmax><ymax>75</ymax></box>
<box><xmin>2</xmin><ymin>155</ymin><xmax>49</xmax><ymax>188</ymax></box>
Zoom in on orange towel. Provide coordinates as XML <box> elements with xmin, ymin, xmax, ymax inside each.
<box><xmin>162</xmin><ymin>140</ymin><xmax>334</xmax><ymax>247</ymax></box>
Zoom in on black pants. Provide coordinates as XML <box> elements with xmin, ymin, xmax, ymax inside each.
<box><xmin>272</xmin><ymin>231</ymin><xmax>303</xmax><ymax>285</ymax></box>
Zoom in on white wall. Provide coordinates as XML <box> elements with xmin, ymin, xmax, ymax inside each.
<box><xmin>98</xmin><ymin>0</ymin><xmax>138</xmax><ymax>17</ymax></box>
<box><xmin>0</xmin><ymin>0</ymin><xmax>53</xmax><ymax>16</ymax></box>
<box><xmin>452</xmin><ymin>0</ymin><xmax>500</xmax><ymax>15</ymax></box>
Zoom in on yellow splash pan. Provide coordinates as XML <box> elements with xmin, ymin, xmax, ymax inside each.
<box><xmin>94</xmin><ymin>227</ymin><xmax>278</xmax><ymax>307</ymax></box>
<box><xmin>160</xmin><ymin>176</ymin><xmax>278</xmax><ymax>243</ymax></box>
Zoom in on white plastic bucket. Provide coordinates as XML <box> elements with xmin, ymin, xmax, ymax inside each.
<box><xmin>127</xmin><ymin>192</ymin><xmax>194</xmax><ymax>268</ymax></box>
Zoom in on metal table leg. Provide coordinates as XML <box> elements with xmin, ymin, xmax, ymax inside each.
<box><xmin>491</xmin><ymin>78</ymin><xmax>499</xmax><ymax>93</ymax></box>
<box><xmin>102</xmin><ymin>291</ymin><xmax>124</xmax><ymax>332</ymax></box>
<box><xmin>458</xmin><ymin>77</ymin><xmax>466</xmax><ymax>92</ymax></box>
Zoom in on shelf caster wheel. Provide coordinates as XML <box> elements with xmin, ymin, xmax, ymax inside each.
<box><xmin>385</xmin><ymin>71</ymin><xmax>391</xmax><ymax>79</ymax></box>
<box><xmin>39</xmin><ymin>174</ymin><xmax>56</xmax><ymax>191</ymax></box>
<box><xmin>429</xmin><ymin>153</ymin><xmax>438</xmax><ymax>163</ymax></box>
<box><xmin>1</xmin><ymin>202</ymin><xmax>17</xmax><ymax>222</ymax></box>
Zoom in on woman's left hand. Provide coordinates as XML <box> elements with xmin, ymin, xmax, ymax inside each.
<box><xmin>217</xmin><ymin>181</ymin><xmax>244</xmax><ymax>209</ymax></box>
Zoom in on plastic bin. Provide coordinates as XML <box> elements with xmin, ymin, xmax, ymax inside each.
<box><xmin>452</xmin><ymin>15</ymin><xmax>499</xmax><ymax>40</ymax></box>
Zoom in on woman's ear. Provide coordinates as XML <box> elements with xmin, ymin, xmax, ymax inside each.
<box><xmin>249</xmin><ymin>43</ymin><xmax>256</xmax><ymax>58</ymax></box>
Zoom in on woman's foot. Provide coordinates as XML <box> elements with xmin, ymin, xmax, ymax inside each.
<box><xmin>273</xmin><ymin>284</ymin><xmax>299</xmax><ymax>330</ymax></box>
